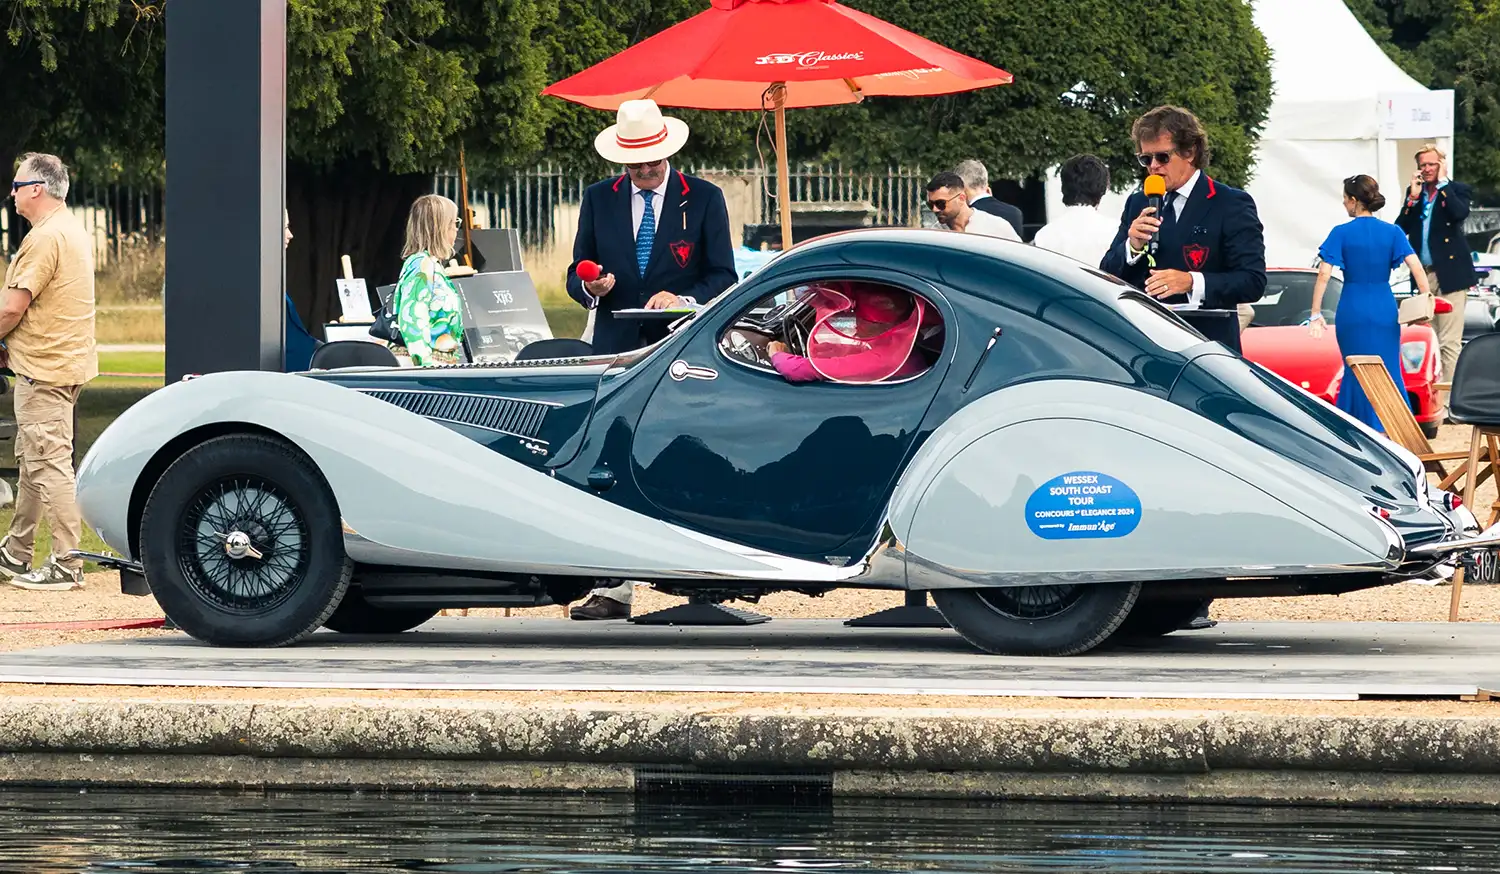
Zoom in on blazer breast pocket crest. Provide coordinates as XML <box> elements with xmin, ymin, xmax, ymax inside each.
<box><xmin>670</xmin><ymin>240</ymin><xmax>693</xmax><ymax>268</ymax></box>
<box><xmin>1183</xmin><ymin>243</ymin><xmax>1210</xmax><ymax>271</ymax></box>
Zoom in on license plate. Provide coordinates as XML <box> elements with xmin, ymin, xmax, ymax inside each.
<box><xmin>1461</xmin><ymin>548</ymin><xmax>1500</xmax><ymax>583</ymax></box>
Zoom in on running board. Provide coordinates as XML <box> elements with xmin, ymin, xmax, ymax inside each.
<box><xmin>65</xmin><ymin>550</ymin><xmax>151</xmax><ymax>596</ymax></box>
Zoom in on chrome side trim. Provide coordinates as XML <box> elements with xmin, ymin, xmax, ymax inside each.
<box><xmin>903</xmin><ymin>550</ymin><xmax>1394</xmax><ymax>590</ymax></box>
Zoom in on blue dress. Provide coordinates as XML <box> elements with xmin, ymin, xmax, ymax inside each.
<box><xmin>1318</xmin><ymin>217</ymin><xmax>1415</xmax><ymax>432</ymax></box>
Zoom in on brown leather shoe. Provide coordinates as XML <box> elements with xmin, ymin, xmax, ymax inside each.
<box><xmin>569</xmin><ymin>594</ymin><xmax>631</xmax><ymax>621</ymax></box>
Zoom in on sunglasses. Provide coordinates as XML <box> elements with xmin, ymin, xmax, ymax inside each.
<box><xmin>8</xmin><ymin>181</ymin><xmax>43</xmax><ymax>193</ymax></box>
<box><xmin>626</xmin><ymin>159</ymin><xmax>665</xmax><ymax>170</ymax></box>
<box><xmin>1135</xmin><ymin>151</ymin><xmax>1176</xmax><ymax>168</ymax></box>
<box><xmin>927</xmin><ymin>198</ymin><xmax>952</xmax><ymax>211</ymax></box>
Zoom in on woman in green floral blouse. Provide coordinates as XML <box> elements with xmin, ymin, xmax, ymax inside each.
<box><xmin>393</xmin><ymin>194</ymin><xmax>465</xmax><ymax>365</ymax></box>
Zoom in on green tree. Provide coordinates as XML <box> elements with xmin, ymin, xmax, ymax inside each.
<box><xmin>530</xmin><ymin>0</ymin><xmax>1273</xmax><ymax>190</ymax></box>
<box><xmin>1347</xmin><ymin>0</ymin><xmax>1500</xmax><ymax>198</ymax></box>
<box><xmin>1</xmin><ymin>0</ymin><xmax>164</xmax><ymax>253</ymax></box>
<box><xmin>787</xmin><ymin>0</ymin><xmax>1272</xmax><ymax>189</ymax></box>
<box><xmin>7</xmin><ymin>0</ymin><xmax>1274</xmax><ymax>326</ymax></box>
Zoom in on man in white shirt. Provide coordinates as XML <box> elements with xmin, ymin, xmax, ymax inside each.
<box><xmin>1032</xmin><ymin>155</ymin><xmax>1119</xmax><ymax>267</ymax></box>
<box><xmin>954</xmin><ymin>159</ymin><xmax>1025</xmax><ymax>238</ymax></box>
<box><xmin>925</xmin><ymin>171</ymin><xmax>1020</xmax><ymax>241</ymax></box>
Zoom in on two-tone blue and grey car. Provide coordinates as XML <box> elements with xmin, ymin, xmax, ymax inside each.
<box><xmin>73</xmin><ymin>229</ymin><xmax>1498</xmax><ymax>656</ymax></box>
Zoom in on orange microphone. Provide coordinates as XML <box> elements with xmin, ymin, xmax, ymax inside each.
<box><xmin>1143</xmin><ymin>174</ymin><xmax>1167</xmax><ymax>248</ymax></box>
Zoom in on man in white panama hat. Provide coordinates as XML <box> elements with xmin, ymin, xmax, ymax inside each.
<box><xmin>566</xmin><ymin>98</ymin><xmax>736</xmax><ymax>621</ymax></box>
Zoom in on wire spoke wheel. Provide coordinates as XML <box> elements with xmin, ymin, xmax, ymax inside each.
<box><xmin>175</xmin><ymin>475</ymin><xmax>311</xmax><ymax>614</ymax></box>
<box><xmin>975</xmin><ymin>584</ymin><xmax>1085</xmax><ymax>620</ymax></box>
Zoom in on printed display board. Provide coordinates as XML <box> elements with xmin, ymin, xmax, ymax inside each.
<box><xmin>451</xmin><ymin>271</ymin><xmax>554</xmax><ymax>363</ymax></box>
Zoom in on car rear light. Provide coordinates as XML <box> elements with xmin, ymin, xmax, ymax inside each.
<box><xmin>1443</xmin><ymin>492</ymin><xmax>1464</xmax><ymax>511</ymax></box>
<box><xmin>1400</xmin><ymin>341</ymin><xmax>1428</xmax><ymax>374</ymax></box>
<box><xmin>1371</xmin><ymin>506</ymin><xmax>1391</xmax><ymax>519</ymax></box>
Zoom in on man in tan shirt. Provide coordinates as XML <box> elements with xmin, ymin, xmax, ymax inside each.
<box><xmin>1</xmin><ymin>153</ymin><xmax>98</xmax><ymax>590</ymax></box>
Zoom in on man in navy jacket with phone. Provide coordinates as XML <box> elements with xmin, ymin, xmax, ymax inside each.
<box><xmin>566</xmin><ymin>99</ymin><xmax>737</xmax><ymax>357</ymax></box>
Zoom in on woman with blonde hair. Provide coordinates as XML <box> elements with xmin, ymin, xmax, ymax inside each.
<box><xmin>393</xmin><ymin>194</ymin><xmax>465</xmax><ymax>365</ymax></box>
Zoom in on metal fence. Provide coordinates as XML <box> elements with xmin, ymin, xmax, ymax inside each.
<box><xmin>8</xmin><ymin>169</ymin><xmax>1499</xmax><ymax>283</ymax></box>
<box><xmin>433</xmin><ymin>162</ymin><xmax>928</xmax><ymax>280</ymax></box>
<box><xmin>0</xmin><ymin>163</ymin><xmax>926</xmax><ymax>279</ymax></box>
<box><xmin>0</xmin><ymin>182</ymin><xmax>163</xmax><ymax>268</ymax></box>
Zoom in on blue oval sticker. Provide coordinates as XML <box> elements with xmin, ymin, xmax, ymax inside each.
<box><xmin>1024</xmin><ymin>471</ymin><xmax>1142</xmax><ymax>540</ymax></box>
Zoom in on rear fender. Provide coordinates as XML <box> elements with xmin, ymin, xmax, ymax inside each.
<box><xmin>888</xmin><ymin>381</ymin><xmax>1402</xmax><ymax>588</ymax></box>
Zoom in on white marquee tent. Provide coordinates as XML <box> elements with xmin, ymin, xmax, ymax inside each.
<box><xmin>1042</xmin><ymin>0</ymin><xmax>1454</xmax><ymax>270</ymax></box>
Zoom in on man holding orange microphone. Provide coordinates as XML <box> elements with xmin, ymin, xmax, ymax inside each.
<box><xmin>1101</xmin><ymin>105</ymin><xmax>1267</xmax><ymax>315</ymax></box>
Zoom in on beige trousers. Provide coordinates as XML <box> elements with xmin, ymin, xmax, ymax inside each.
<box><xmin>5</xmin><ymin>378</ymin><xmax>84</xmax><ymax>570</ymax></box>
<box><xmin>1427</xmin><ymin>266</ymin><xmax>1471</xmax><ymax>409</ymax></box>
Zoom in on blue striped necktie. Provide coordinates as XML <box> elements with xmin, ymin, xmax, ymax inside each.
<box><xmin>636</xmin><ymin>189</ymin><xmax>656</xmax><ymax>277</ymax></box>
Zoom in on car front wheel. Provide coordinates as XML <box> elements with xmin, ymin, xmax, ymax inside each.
<box><xmin>932</xmin><ymin>581</ymin><xmax>1141</xmax><ymax>656</ymax></box>
<box><xmin>140</xmin><ymin>433</ymin><xmax>352</xmax><ymax>647</ymax></box>
<box><xmin>323</xmin><ymin>592</ymin><xmax>439</xmax><ymax>635</ymax></box>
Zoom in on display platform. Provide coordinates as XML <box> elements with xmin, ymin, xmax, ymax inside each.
<box><xmin>0</xmin><ymin>620</ymin><xmax>1496</xmax><ymax>700</ymax></box>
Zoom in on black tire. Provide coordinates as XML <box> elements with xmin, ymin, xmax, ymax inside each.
<box><xmin>139</xmin><ymin>433</ymin><xmax>352</xmax><ymax>647</ymax></box>
<box><xmin>1109</xmin><ymin>597</ymin><xmax>1213</xmax><ymax>640</ymax></box>
<box><xmin>931</xmin><ymin>581</ymin><xmax>1141</xmax><ymax>656</ymax></box>
<box><xmin>323</xmin><ymin>593</ymin><xmax>439</xmax><ymax>635</ymax></box>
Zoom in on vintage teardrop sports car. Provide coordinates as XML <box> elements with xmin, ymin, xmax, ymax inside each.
<box><xmin>73</xmin><ymin>229</ymin><xmax>1500</xmax><ymax>656</ymax></box>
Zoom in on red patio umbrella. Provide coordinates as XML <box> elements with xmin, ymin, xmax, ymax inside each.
<box><xmin>543</xmin><ymin>0</ymin><xmax>1012</xmax><ymax>249</ymax></box>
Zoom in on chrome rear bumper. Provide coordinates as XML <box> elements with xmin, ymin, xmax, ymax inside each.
<box><xmin>1406</xmin><ymin>521</ymin><xmax>1500</xmax><ymax>558</ymax></box>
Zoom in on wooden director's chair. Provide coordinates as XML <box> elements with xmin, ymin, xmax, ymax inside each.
<box><xmin>1347</xmin><ymin>355</ymin><xmax>1500</xmax><ymax>621</ymax></box>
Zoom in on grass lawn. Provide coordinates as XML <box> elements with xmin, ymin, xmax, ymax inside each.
<box><xmin>0</xmin><ymin>508</ymin><xmax>112</xmax><ymax>573</ymax></box>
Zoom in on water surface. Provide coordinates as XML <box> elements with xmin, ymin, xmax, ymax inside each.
<box><xmin>1</xmin><ymin>788</ymin><xmax>1496</xmax><ymax>872</ymax></box>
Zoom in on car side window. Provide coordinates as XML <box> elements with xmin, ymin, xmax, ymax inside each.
<box><xmin>716</xmin><ymin>280</ymin><xmax>945</xmax><ymax>385</ymax></box>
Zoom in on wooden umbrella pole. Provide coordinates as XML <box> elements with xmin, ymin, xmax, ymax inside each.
<box><xmin>773</xmin><ymin>83</ymin><xmax>792</xmax><ymax>251</ymax></box>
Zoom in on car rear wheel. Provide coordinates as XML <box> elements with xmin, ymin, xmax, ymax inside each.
<box><xmin>932</xmin><ymin>581</ymin><xmax>1141</xmax><ymax>656</ymax></box>
<box><xmin>323</xmin><ymin>592</ymin><xmax>439</xmax><ymax>635</ymax></box>
<box><xmin>1109</xmin><ymin>597</ymin><xmax>1213</xmax><ymax>640</ymax></box>
<box><xmin>140</xmin><ymin>433</ymin><xmax>352</xmax><ymax>647</ymax></box>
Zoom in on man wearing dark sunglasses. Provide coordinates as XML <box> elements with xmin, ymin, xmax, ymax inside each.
<box><xmin>1100</xmin><ymin>105</ymin><xmax>1266</xmax><ymax>313</ymax></box>
<box><xmin>1</xmin><ymin>153</ymin><xmax>98</xmax><ymax>592</ymax></box>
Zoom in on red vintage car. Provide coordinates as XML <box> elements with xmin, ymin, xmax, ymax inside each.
<box><xmin>1240</xmin><ymin>267</ymin><xmax>1443</xmax><ymax>438</ymax></box>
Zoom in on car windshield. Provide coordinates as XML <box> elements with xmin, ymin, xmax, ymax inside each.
<box><xmin>1251</xmin><ymin>272</ymin><xmax>1342</xmax><ymax>327</ymax></box>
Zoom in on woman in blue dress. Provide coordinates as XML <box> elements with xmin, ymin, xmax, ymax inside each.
<box><xmin>1308</xmin><ymin>175</ymin><xmax>1432</xmax><ymax>433</ymax></box>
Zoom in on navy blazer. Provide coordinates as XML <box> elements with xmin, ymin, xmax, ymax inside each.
<box><xmin>1396</xmin><ymin>180</ymin><xmax>1479</xmax><ymax>294</ymax></box>
<box><xmin>566</xmin><ymin>170</ymin><xmax>737</xmax><ymax>354</ymax></box>
<box><xmin>1099</xmin><ymin>175</ymin><xmax>1267</xmax><ymax>310</ymax></box>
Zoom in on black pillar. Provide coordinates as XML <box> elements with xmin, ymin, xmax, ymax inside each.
<box><xmin>164</xmin><ymin>0</ymin><xmax>287</xmax><ymax>382</ymax></box>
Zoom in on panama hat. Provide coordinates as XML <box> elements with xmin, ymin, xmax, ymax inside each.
<box><xmin>594</xmin><ymin>99</ymin><xmax>690</xmax><ymax>165</ymax></box>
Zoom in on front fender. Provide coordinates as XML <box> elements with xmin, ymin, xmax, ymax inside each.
<box><xmin>76</xmin><ymin>371</ymin><xmax>850</xmax><ymax>581</ymax></box>
<box><xmin>887</xmin><ymin>380</ymin><xmax>1403</xmax><ymax>587</ymax></box>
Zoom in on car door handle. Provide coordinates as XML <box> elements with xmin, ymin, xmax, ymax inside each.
<box><xmin>668</xmin><ymin>359</ymin><xmax>718</xmax><ymax>381</ymax></box>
